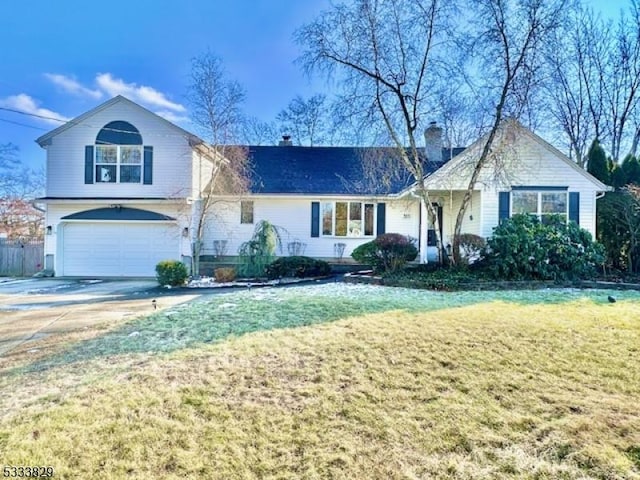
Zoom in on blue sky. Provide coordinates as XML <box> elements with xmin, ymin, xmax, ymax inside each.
<box><xmin>0</xmin><ymin>0</ymin><xmax>631</xmax><ymax>170</ymax></box>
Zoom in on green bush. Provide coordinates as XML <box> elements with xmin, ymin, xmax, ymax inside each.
<box><xmin>351</xmin><ymin>241</ymin><xmax>379</xmax><ymax>266</ymax></box>
<box><xmin>155</xmin><ymin>260</ymin><xmax>189</xmax><ymax>286</ymax></box>
<box><xmin>265</xmin><ymin>256</ymin><xmax>331</xmax><ymax>279</ymax></box>
<box><xmin>482</xmin><ymin>214</ymin><xmax>605</xmax><ymax>280</ymax></box>
<box><xmin>351</xmin><ymin>233</ymin><xmax>418</xmax><ymax>273</ymax></box>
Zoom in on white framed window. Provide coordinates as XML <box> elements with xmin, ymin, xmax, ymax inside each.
<box><xmin>512</xmin><ymin>190</ymin><xmax>567</xmax><ymax>224</ymax></box>
<box><xmin>321</xmin><ymin>201</ymin><xmax>375</xmax><ymax>237</ymax></box>
<box><xmin>240</xmin><ymin>201</ymin><xmax>254</xmax><ymax>224</ymax></box>
<box><xmin>95</xmin><ymin>145</ymin><xmax>142</xmax><ymax>183</ymax></box>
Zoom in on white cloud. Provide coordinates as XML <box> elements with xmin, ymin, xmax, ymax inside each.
<box><xmin>44</xmin><ymin>73</ymin><xmax>103</xmax><ymax>99</ymax></box>
<box><xmin>154</xmin><ymin>110</ymin><xmax>189</xmax><ymax>124</ymax></box>
<box><xmin>0</xmin><ymin>94</ymin><xmax>70</xmax><ymax>125</ymax></box>
<box><xmin>96</xmin><ymin>73</ymin><xmax>186</xmax><ymax>112</ymax></box>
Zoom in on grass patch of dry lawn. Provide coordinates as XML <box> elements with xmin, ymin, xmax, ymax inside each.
<box><xmin>1</xmin><ymin>286</ymin><xmax>639</xmax><ymax>479</ymax></box>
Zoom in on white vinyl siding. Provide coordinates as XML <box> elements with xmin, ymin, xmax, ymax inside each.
<box><xmin>205</xmin><ymin>197</ymin><xmax>418</xmax><ymax>259</ymax></box>
<box><xmin>45</xmin><ymin>100</ymin><xmax>192</xmax><ymax>198</ymax></box>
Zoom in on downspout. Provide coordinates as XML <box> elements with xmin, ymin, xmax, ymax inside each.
<box><xmin>31</xmin><ymin>201</ymin><xmax>46</xmax><ymax>213</ymax></box>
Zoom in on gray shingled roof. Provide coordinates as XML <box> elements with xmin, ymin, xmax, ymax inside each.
<box><xmin>247</xmin><ymin>146</ymin><xmax>464</xmax><ymax>195</ymax></box>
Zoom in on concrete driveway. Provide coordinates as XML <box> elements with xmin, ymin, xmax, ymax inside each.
<box><xmin>0</xmin><ymin>278</ymin><xmax>200</xmax><ymax>367</ymax></box>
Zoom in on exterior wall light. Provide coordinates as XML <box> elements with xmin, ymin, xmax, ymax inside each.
<box><xmin>182</xmin><ymin>227</ymin><xmax>189</xmax><ymax>237</ymax></box>
<box><xmin>46</xmin><ymin>226</ymin><xmax>53</xmax><ymax>235</ymax></box>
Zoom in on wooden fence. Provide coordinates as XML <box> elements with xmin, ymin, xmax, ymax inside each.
<box><xmin>0</xmin><ymin>239</ymin><xmax>44</xmax><ymax>277</ymax></box>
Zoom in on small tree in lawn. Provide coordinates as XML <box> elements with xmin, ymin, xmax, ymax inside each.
<box><xmin>187</xmin><ymin>51</ymin><xmax>251</xmax><ymax>276</ymax></box>
<box><xmin>449</xmin><ymin>0</ymin><xmax>569</xmax><ymax>264</ymax></box>
<box><xmin>237</xmin><ymin>220</ymin><xmax>285</xmax><ymax>278</ymax></box>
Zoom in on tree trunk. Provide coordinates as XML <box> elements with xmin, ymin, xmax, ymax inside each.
<box><xmin>451</xmin><ymin>121</ymin><xmax>504</xmax><ymax>264</ymax></box>
<box><xmin>631</xmin><ymin>126</ymin><xmax>640</xmax><ymax>157</ymax></box>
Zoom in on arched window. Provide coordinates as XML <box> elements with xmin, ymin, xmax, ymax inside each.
<box><xmin>94</xmin><ymin>121</ymin><xmax>143</xmax><ymax>183</ymax></box>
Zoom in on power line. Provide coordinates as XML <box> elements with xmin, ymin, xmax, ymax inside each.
<box><xmin>0</xmin><ymin>117</ymin><xmax>48</xmax><ymax>131</ymax></box>
<box><xmin>0</xmin><ymin>106</ymin><xmax>69</xmax><ymax>124</ymax></box>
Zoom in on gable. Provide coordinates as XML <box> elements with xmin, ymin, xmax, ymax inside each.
<box><xmin>38</xmin><ymin>95</ymin><xmax>203</xmax><ymax>199</ymax></box>
<box><xmin>36</xmin><ymin>95</ymin><xmax>200</xmax><ymax>147</ymax></box>
<box><xmin>421</xmin><ymin>122</ymin><xmax>610</xmax><ymax>193</ymax></box>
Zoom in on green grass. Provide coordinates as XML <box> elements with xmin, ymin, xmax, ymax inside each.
<box><xmin>10</xmin><ymin>284</ymin><xmax>639</xmax><ymax>373</ymax></box>
<box><xmin>1</xmin><ymin>284</ymin><xmax>640</xmax><ymax>479</ymax></box>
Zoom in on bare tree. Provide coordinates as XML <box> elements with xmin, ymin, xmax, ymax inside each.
<box><xmin>296</xmin><ymin>0</ymin><xmax>454</xmax><ymax>258</ymax></box>
<box><xmin>432</xmin><ymin>83</ymin><xmax>489</xmax><ymax>150</ymax></box>
<box><xmin>241</xmin><ymin>117</ymin><xmax>279</xmax><ymax>145</ymax></box>
<box><xmin>450</xmin><ymin>0</ymin><xmax>569</xmax><ymax>263</ymax></box>
<box><xmin>542</xmin><ymin>5</ymin><xmax>601</xmax><ymax>166</ymax></box>
<box><xmin>189</xmin><ymin>51</ymin><xmax>246</xmax><ymax>145</ymax></box>
<box><xmin>604</xmin><ymin>1</ymin><xmax>640</xmax><ymax>161</ymax></box>
<box><xmin>0</xmin><ymin>143</ymin><xmax>43</xmax><ymax>199</ymax></box>
<box><xmin>545</xmin><ymin>1</ymin><xmax>640</xmax><ymax>163</ymax></box>
<box><xmin>276</xmin><ymin>94</ymin><xmax>332</xmax><ymax>146</ymax></box>
<box><xmin>297</xmin><ymin>0</ymin><xmax>568</xmax><ymax>264</ymax></box>
<box><xmin>0</xmin><ymin>143</ymin><xmax>44</xmax><ymax>240</ymax></box>
<box><xmin>187</xmin><ymin>52</ymin><xmax>251</xmax><ymax>275</ymax></box>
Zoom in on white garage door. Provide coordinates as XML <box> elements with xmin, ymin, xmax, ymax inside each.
<box><xmin>62</xmin><ymin>222</ymin><xmax>179</xmax><ymax>277</ymax></box>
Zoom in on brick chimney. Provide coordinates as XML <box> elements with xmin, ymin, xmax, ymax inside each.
<box><xmin>279</xmin><ymin>135</ymin><xmax>293</xmax><ymax>146</ymax></box>
<box><xmin>424</xmin><ymin>121</ymin><xmax>443</xmax><ymax>164</ymax></box>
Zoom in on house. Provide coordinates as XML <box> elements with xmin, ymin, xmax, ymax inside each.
<box><xmin>36</xmin><ymin>96</ymin><xmax>610</xmax><ymax>277</ymax></box>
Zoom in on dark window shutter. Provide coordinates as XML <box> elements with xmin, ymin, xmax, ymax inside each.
<box><xmin>498</xmin><ymin>192</ymin><xmax>510</xmax><ymax>222</ymax></box>
<box><xmin>311</xmin><ymin>202</ymin><xmax>320</xmax><ymax>237</ymax></box>
<box><xmin>85</xmin><ymin>146</ymin><xmax>94</xmax><ymax>184</ymax></box>
<box><xmin>143</xmin><ymin>146</ymin><xmax>153</xmax><ymax>185</ymax></box>
<box><xmin>569</xmin><ymin>192</ymin><xmax>580</xmax><ymax>224</ymax></box>
<box><xmin>376</xmin><ymin>203</ymin><xmax>386</xmax><ymax>236</ymax></box>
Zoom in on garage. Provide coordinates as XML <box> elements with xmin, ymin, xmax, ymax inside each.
<box><xmin>59</xmin><ymin>208</ymin><xmax>180</xmax><ymax>277</ymax></box>
<box><xmin>61</xmin><ymin>222</ymin><xmax>179</xmax><ymax>277</ymax></box>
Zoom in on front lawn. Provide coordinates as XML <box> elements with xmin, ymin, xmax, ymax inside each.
<box><xmin>1</xmin><ymin>284</ymin><xmax>639</xmax><ymax>479</ymax></box>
